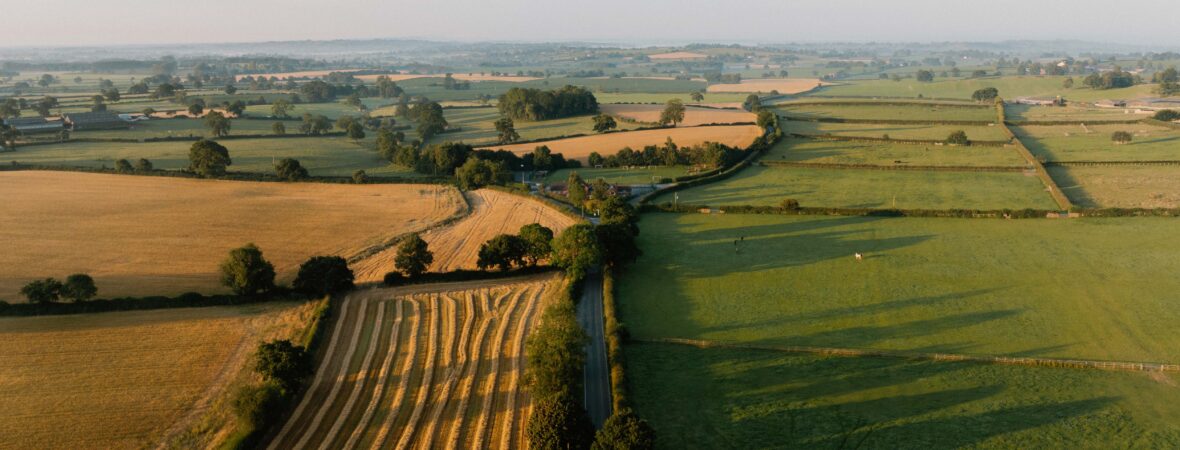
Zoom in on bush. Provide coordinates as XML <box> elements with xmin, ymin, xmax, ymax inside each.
<box><xmin>1112</xmin><ymin>131</ymin><xmax>1133</xmax><ymax>144</ymax></box>
<box><xmin>781</xmin><ymin>198</ymin><xmax>800</xmax><ymax>210</ymax></box>
<box><xmin>945</xmin><ymin>130</ymin><xmax>970</xmax><ymax>146</ymax></box>
<box><xmin>219</xmin><ymin>243</ymin><xmax>276</xmax><ymax>296</ymax></box>
<box><xmin>231</xmin><ymin>381</ymin><xmax>288</xmax><ymax>430</ymax></box>
<box><xmin>592</xmin><ymin>409</ymin><xmax>656</xmax><ymax>450</ymax></box>
<box><xmin>253</xmin><ymin>339</ymin><xmax>313</xmax><ymax>390</ymax></box>
<box><xmin>1152</xmin><ymin>109</ymin><xmax>1180</xmax><ymax>122</ymax></box>
<box><xmin>293</xmin><ymin>256</ymin><xmax>354</xmax><ymax>296</ymax></box>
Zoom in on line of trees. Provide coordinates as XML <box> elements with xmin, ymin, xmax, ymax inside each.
<box><xmin>1082</xmin><ymin>68</ymin><xmax>1138</xmax><ymax>90</ymax></box>
<box><xmin>498</xmin><ymin>86</ymin><xmax>599</xmax><ymax>121</ymax></box>
<box><xmin>587</xmin><ymin>138</ymin><xmax>746</xmax><ymax>169</ymax></box>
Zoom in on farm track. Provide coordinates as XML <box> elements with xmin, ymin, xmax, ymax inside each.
<box><xmin>268</xmin><ymin>275</ymin><xmax>558</xmax><ymax>449</ymax></box>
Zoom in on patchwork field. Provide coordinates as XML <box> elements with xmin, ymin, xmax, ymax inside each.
<box><xmin>1049</xmin><ymin>165</ymin><xmax>1180</xmax><ymax>209</ymax></box>
<box><xmin>480</xmin><ymin>125</ymin><xmax>764</xmax><ymax>162</ymax></box>
<box><xmin>592</xmin><ymin>92</ymin><xmax>750</xmax><ymax>105</ymax></box>
<box><xmin>268</xmin><ymin>275</ymin><xmax>558</xmax><ymax>449</ymax></box>
<box><xmin>817</xmin><ymin>76</ymin><xmax>1156</xmax><ymax>102</ymax></box>
<box><xmin>354</xmin><ymin>73</ymin><xmax>541</xmax><ymax>82</ymax></box>
<box><xmin>766</xmin><ymin>138</ymin><xmax>1027</xmax><ymax>167</ymax></box>
<box><xmin>2</xmin><ymin>136</ymin><xmax>418</xmax><ymax>177</ymax></box>
<box><xmin>658</xmin><ymin>165</ymin><xmax>1055</xmax><ymax>210</ymax></box>
<box><xmin>780</xmin><ymin>103</ymin><xmax>997</xmax><ymax>122</ymax></box>
<box><xmin>1014</xmin><ymin>124</ymin><xmax>1180</xmax><ymax>161</ymax></box>
<box><xmin>0</xmin><ymin>171</ymin><xmax>464</xmax><ymax>300</ymax></box>
<box><xmin>600</xmin><ymin>104</ymin><xmax>753</xmax><ymax>126</ymax></box>
<box><xmin>627</xmin><ymin>343</ymin><xmax>1180</xmax><ymax>449</ymax></box>
<box><xmin>1004</xmin><ymin>104</ymin><xmax>1150</xmax><ymax>122</ymax></box>
<box><xmin>351</xmin><ymin>189</ymin><xmax>578</xmax><ymax>281</ymax></box>
<box><xmin>783</xmin><ymin>121</ymin><xmax>1012</xmax><ymax>142</ymax></box>
<box><xmin>0</xmin><ymin>301</ymin><xmax>311</xmax><ymax>449</ymax></box>
<box><xmin>417</xmin><ymin>109</ymin><xmax>637</xmax><ymax>145</ymax></box>
<box><xmin>706</xmin><ymin>78</ymin><xmax>826</xmax><ymax>94</ymax></box>
<box><xmin>649</xmin><ymin>51</ymin><xmax>708</xmax><ymax>60</ymax></box>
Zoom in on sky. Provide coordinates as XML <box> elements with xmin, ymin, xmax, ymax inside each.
<box><xmin>1</xmin><ymin>0</ymin><xmax>1177</xmax><ymax>48</ymax></box>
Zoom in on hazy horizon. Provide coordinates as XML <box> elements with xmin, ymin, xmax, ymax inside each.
<box><xmin>3</xmin><ymin>0</ymin><xmax>1179</xmax><ymax>49</ymax></box>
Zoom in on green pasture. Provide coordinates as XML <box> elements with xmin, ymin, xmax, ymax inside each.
<box><xmin>783</xmin><ymin>121</ymin><xmax>1012</xmax><ymax>142</ymax></box>
<box><xmin>655</xmin><ymin>165</ymin><xmax>1055</xmax><ymax>210</ymax></box>
<box><xmin>2</xmin><ymin>136</ymin><xmax>417</xmax><ymax>177</ymax></box>
<box><xmin>242</xmin><ymin>98</ymin><xmax>389</xmax><ymax>119</ymax></box>
<box><xmin>1014</xmin><ymin>124</ymin><xmax>1180</xmax><ymax>161</ymax></box>
<box><xmin>1049</xmin><ymin>165</ymin><xmax>1180</xmax><ymax>209</ymax></box>
<box><xmin>778</xmin><ymin>103</ymin><xmax>997</xmax><ymax>122</ymax></box>
<box><xmin>816</xmin><ymin>76</ymin><xmax>1156</xmax><ymax>102</ymax></box>
<box><xmin>766</xmin><ymin>138</ymin><xmax>1026</xmax><ymax>167</ymax></box>
<box><xmin>70</xmin><ymin>118</ymin><xmax>282</xmax><ymax>139</ymax></box>
<box><xmin>619</xmin><ymin>214</ymin><xmax>1180</xmax><ymax>362</ymax></box>
<box><xmin>1004</xmin><ymin>104</ymin><xmax>1151</xmax><ymax>122</ymax></box>
<box><xmin>627</xmin><ymin>343</ymin><xmax>1180</xmax><ymax>449</ymax></box>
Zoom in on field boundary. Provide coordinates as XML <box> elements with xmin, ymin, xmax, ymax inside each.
<box><xmin>782</xmin><ymin>115</ymin><xmax>996</xmax><ymax>126</ymax></box>
<box><xmin>779</xmin><ymin>100</ymin><xmax>991</xmax><ymax>109</ymax></box>
<box><xmin>996</xmin><ymin>101</ymin><xmax>1073</xmax><ymax>211</ymax></box>
<box><xmin>788</xmin><ymin>132</ymin><xmax>1011</xmax><ymax>147</ymax></box>
<box><xmin>760</xmin><ymin>160</ymin><xmax>1026</xmax><ymax>172</ymax></box>
<box><xmin>1045</xmin><ymin>160</ymin><xmax>1180</xmax><ymax>167</ymax></box>
<box><xmin>0</xmin><ymin>165</ymin><xmax>450</xmax><ymax>185</ymax></box>
<box><xmin>637</xmin><ymin>337</ymin><xmax>1180</xmax><ymax>373</ymax></box>
<box><xmin>641</xmin><ymin>203</ymin><xmax>1053</xmax><ymax>219</ymax></box>
<box><xmin>1004</xmin><ymin>119</ymin><xmax>1145</xmax><ymax>127</ymax></box>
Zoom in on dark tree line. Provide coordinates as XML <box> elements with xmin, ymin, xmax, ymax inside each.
<box><xmin>498</xmin><ymin>85</ymin><xmax>599</xmax><ymax>121</ymax></box>
<box><xmin>587</xmin><ymin>139</ymin><xmax>745</xmax><ymax>169</ymax></box>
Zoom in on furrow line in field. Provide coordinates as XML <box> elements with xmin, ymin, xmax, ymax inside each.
<box><xmin>373</xmin><ymin>300</ymin><xmax>420</xmax><ymax>448</ymax></box>
<box><xmin>343</xmin><ymin>299</ymin><xmax>404</xmax><ymax>450</ymax></box>
<box><xmin>319</xmin><ymin>301</ymin><xmax>386</xmax><ymax>450</ymax></box>
<box><xmin>394</xmin><ymin>294</ymin><xmax>441</xmax><ymax>450</ymax></box>
<box><xmin>293</xmin><ymin>299</ymin><xmax>371</xmax><ymax>450</ymax></box>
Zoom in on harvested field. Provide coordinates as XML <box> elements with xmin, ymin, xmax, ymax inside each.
<box><xmin>267</xmin><ymin>275</ymin><xmax>559</xmax><ymax>450</ymax></box>
<box><xmin>0</xmin><ymin>171</ymin><xmax>464</xmax><ymax>300</ymax></box>
<box><xmin>599</xmin><ymin>104</ymin><xmax>753</xmax><ymax>126</ymax></box>
<box><xmin>706</xmin><ymin>78</ymin><xmax>826</xmax><ymax>94</ymax></box>
<box><xmin>648</xmin><ymin>51</ymin><xmax>708</xmax><ymax>60</ymax></box>
<box><xmin>354</xmin><ymin>73</ymin><xmax>540</xmax><ymax>82</ymax></box>
<box><xmin>0</xmin><ymin>302</ymin><xmax>310</xmax><ymax>449</ymax></box>
<box><xmin>352</xmin><ymin>189</ymin><xmax>578</xmax><ymax>281</ymax></box>
<box><xmin>479</xmin><ymin>125</ymin><xmax>764</xmax><ymax>162</ymax></box>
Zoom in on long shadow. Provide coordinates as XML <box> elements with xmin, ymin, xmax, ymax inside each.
<box><xmin>1045</xmin><ymin>165</ymin><xmax>1095</xmax><ymax>207</ymax></box>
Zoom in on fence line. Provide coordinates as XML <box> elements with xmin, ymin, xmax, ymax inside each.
<box><xmin>1045</xmin><ymin>160</ymin><xmax>1180</xmax><ymax>167</ymax></box>
<box><xmin>788</xmin><ymin>132</ymin><xmax>1010</xmax><ymax>147</ymax></box>
<box><xmin>996</xmin><ymin>101</ymin><xmax>1073</xmax><ymax>211</ymax></box>
<box><xmin>761</xmin><ymin>160</ymin><xmax>1025</xmax><ymax>173</ymax></box>
<box><xmin>638</xmin><ymin>337</ymin><xmax>1180</xmax><ymax>373</ymax></box>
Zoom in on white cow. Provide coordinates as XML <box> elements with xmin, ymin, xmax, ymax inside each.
<box><xmin>855</xmin><ymin>253</ymin><xmax>863</xmax><ymax>261</ymax></box>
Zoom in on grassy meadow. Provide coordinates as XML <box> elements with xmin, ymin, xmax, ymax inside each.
<box><xmin>779</xmin><ymin>103</ymin><xmax>997</xmax><ymax>122</ymax></box>
<box><xmin>765</xmin><ymin>138</ymin><xmax>1027</xmax><ymax>167</ymax></box>
<box><xmin>816</xmin><ymin>76</ymin><xmax>1157</xmax><ymax>102</ymax></box>
<box><xmin>1004</xmin><ymin>104</ymin><xmax>1151</xmax><ymax>122</ymax></box>
<box><xmin>1014</xmin><ymin>124</ymin><xmax>1180</xmax><ymax>161</ymax></box>
<box><xmin>1049</xmin><ymin>165</ymin><xmax>1180</xmax><ymax>209</ymax></box>
<box><xmin>783</xmin><ymin>121</ymin><xmax>1012</xmax><ymax>142</ymax></box>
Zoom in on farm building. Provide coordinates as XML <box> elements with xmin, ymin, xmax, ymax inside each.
<box><xmin>63</xmin><ymin>112</ymin><xmax>129</xmax><ymax>131</ymax></box>
<box><xmin>2</xmin><ymin>117</ymin><xmax>63</xmax><ymax>135</ymax></box>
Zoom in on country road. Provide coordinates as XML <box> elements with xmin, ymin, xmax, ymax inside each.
<box><xmin>576</xmin><ymin>270</ymin><xmax>612</xmax><ymax>428</ymax></box>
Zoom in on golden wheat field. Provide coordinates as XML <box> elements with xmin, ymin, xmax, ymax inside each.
<box><xmin>0</xmin><ymin>171</ymin><xmax>464</xmax><ymax>300</ymax></box>
<box><xmin>267</xmin><ymin>274</ymin><xmax>559</xmax><ymax>449</ymax></box>
<box><xmin>479</xmin><ymin>125</ymin><xmax>764</xmax><ymax>162</ymax></box>
<box><xmin>706</xmin><ymin>78</ymin><xmax>827</xmax><ymax>94</ymax></box>
<box><xmin>599</xmin><ymin>104</ymin><xmax>754</xmax><ymax>126</ymax></box>
<box><xmin>0</xmin><ymin>301</ymin><xmax>313</xmax><ymax>450</ymax></box>
<box><xmin>351</xmin><ymin>189</ymin><xmax>578</xmax><ymax>281</ymax></box>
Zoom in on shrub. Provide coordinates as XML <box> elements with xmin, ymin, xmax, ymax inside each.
<box><xmin>231</xmin><ymin>381</ymin><xmax>288</xmax><ymax>429</ymax></box>
<box><xmin>219</xmin><ymin>243</ymin><xmax>276</xmax><ymax>296</ymax></box>
<box><xmin>275</xmin><ymin>157</ymin><xmax>308</xmax><ymax>181</ymax></box>
<box><xmin>781</xmin><ymin>198</ymin><xmax>800</xmax><ymax>210</ymax></box>
<box><xmin>592</xmin><ymin>409</ymin><xmax>656</xmax><ymax>450</ymax></box>
<box><xmin>253</xmin><ymin>339</ymin><xmax>313</xmax><ymax>390</ymax></box>
<box><xmin>60</xmin><ymin>273</ymin><xmax>97</xmax><ymax>302</ymax></box>
<box><xmin>945</xmin><ymin>130</ymin><xmax>970</xmax><ymax>146</ymax></box>
<box><xmin>1152</xmin><ymin>109</ymin><xmax>1180</xmax><ymax>122</ymax></box>
<box><xmin>114</xmin><ymin>158</ymin><xmax>133</xmax><ymax>173</ymax></box>
<box><xmin>293</xmin><ymin>256</ymin><xmax>354</xmax><ymax>296</ymax></box>
<box><xmin>1112</xmin><ymin>131</ymin><xmax>1133</xmax><ymax>144</ymax></box>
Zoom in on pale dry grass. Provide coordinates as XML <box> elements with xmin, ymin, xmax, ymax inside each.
<box><xmin>600</xmin><ymin>104</ymin><xmax>754</xmax><ymax>126</ymax></box>
<box><xmin>706</xmin><ymin>78</ymin><xmax>827</xmax><ymax>94</ymax></box>
<box><xmin>0</xmin><ymin>302</ymin><xmax>309</xmax><ymax>450</ymax></box>
<box><xmin>648</xmin><ymin>51</ymin><xmax>708</xmax><ymax>60</ymax></box>
<box><xmin>479</xmin><ymin>125</ymin><xmax>764</xmax><ymax>162</ymax></box>
<box><xmin>1054</xmin><ymin>166</ymin><xmax>1180</xmax><ymax>209</ymax></box>
<box><xmin>352</xmin><ymin>189</ymin><xmax>577</xmax><ymax>281</ymax></box>
<box><xmin>0</xmin><ymin>171</ymin><xmax>464</xmax><ymax>300</ymax></box>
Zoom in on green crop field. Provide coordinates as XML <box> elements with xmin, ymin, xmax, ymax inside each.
<box><xmin>766</xmin><ymin>138</ymin><xmax>1027</xmax><ymax>167</ymax></box>
<box><xmin>627</xmin><ymin>343</ymin><xmax>1180</xmax><ymax>449</ymax></box>
<box><xmin>783</xmin><ymin>121</ymin><xmax>1012</xmax><ymax>142</ymax></box>
<box><xmin>1049</xmin><ymin>165</ymin><xmax>1180</xmax><ymax>209</ymax></box>
<box><xmin>3</xmin><ymin>136</ymin><xmax>418</xmax><ymax>177</ymax></box>
<box><xmin>619</xmin><ymin>213</ymin><xmax>1180</xmax><ymax>362</ymax></box>
<box><xmin>543</xmin><ymin>166</ymin><xmax>690</xmax><ymax>185</ymax></box>
<box><xmin>1005</xmin><ymin>104</ymin><xmax>1151</xmax><ymax>122</ymax></box>
<box><xmin>1014</xmin><ymin>124</ymin><xmax>1180</xmax><ymax>161</ymax></box>
<box><xmin>778</xmin><ymin>103</ymin><xmax>997</xmax><ymax>122</ymax></box>
<box><xmin>814</xmin><ymin>76</ymin><xmax>1157</xmax><ymax>102</ymax></box>
<box><xmin>655</xmin><ymin>165</ymin><xmax>1055</xmax><ymax>210</ymax></box>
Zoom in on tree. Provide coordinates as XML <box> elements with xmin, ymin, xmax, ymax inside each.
<box><xmin>204</xmin><ymin>111</ymin><xmax>231</xmax><ymax>137</ymax></box>
<box><xmin>477</xmin><ymin>234</ymin><xmax>528</xmax><ymax>271</ymax></box>
<box><xmin>272</xmin><ymin>121</ymin><xmax>286</xmax><ymax>135</ymax></box>
<box><xmin>743</xmin><ymin>94</ymin><xmax>762</xmax><ymax>111</ymax></box>
<box><xmin>21</xmin><ymin>278</ymin><xmax>63</xmax><ymax>303</ymax></box>
<box><xmin>971</xmin><ymin>87</ymin><xmax>999</xmax><ymax>102</ymax></box>
<box><xmin>293</xmin><ymin>256</ymin><xmax>354</xmax><ymax>296</ymax></box>
<box><xmin>394</xmin><ymin>233</ymin><xmax>433</xmax><ymax>278</ymax></box>
<box><xmin>225</xmin><ymin>100</ymin><xmax>247</xmax><ymax>117</ymax></box>
<box><xmin>567</xmin><ymin>171</ymin><xmax>587</xmax><ymax>206</ymax></box>
<box><xmin>945</xmin><ymin>130</ymin><xmax>970</xmax><ymax>146</ymax></box>
<box><xmin>344</xmin><ymin>93</ymin><xmax>363</xmax><ymax>110</ymax></box>
<box><xmin>61</xmin><ymin>274</ymin><xmax>97</xmax><ymax>302</ymax></box>
<box><xmin>916</xmin><ymin>70</ymin><xmax>935</xmax><ymax>82</ymax></box>
<box><xmin>551</xmin><ymin>225</ymin><xmax>601</xmax><ymax>278</ymax></box>
<box><xmin>592</xmin><ymin>409</ymin><xmax>656</xmax><ymax>450</ymax></box>
<box><xmin>455</xmin><ymin>157</ymin><xmax>510</xmax><ymax>189</ymax></box>
<box><xmin>271</xmin><ymin>99</ymin><xmax>294</xmax><ymax>118</ymax></box>
<box><xmin>134</xmin><ymin>158</ymin><xmax>153</xmax><ymax>172</ymax></box>
<box><xmin>526</xmin><ymin>391</ymin><xmax>595</xmax><ymax>450</ymax></box>
<box><xmin>1152</xmin><ymin>109</ymin><xmax>1180</xmax><ymax>122</ymax></box>
<box><xmin>1</xmin><ymin>98</ymin><xmax>20</xmax><ymax>118</ymax></box>
<box><xmin>498</xmin><ymin>85</ymin><xmax>598</xmax><ymax>121</ymax></box>
<box><xmin>494</xmin><ymin>117</ymin><xmax>520</xmax><ymax>144</ymax></box>
<box><xmin>690</xmin><ymin>91</ymin><xmax>704</xmax><ymax>102</ymax></box>
<box><xmin>756</xmin><ymin>109</ymin><xmax>777</xmax><ymax>131</ymax></box>
<box><xmin>347</xmin><ymin>121</ymin><xmax>366</xmax><ymax>142</ymax></box>
<box><xmin>219</xmin><ymin>243</ymin><xmax>276</xmax><ymax>296</ymax></box>
<box><xmin>275</xmin><ymin>158</ymin><xmax>308</xmax><ymax>181</ymax></box>
<box><xmin>658</xmin><ymin>99</ymin><xmax>686</xmax><ymax>126</ymax></box>
<box><xmin>519</xmin><ymin>223</ymin><xmax>554</xmax><ymax>266</ymax></box>
<box><xmin>352</xmin><ymin>170</ymin><xmax>368</xmax><ymax>184</ymax></box>
<box><xmin>413</xmin><ymin>101</ymin><xmax>448</xmax><ymax>140</ymax></box>
<box><xmin>224</xmin><ymin>85</ymin><xmax>237</xmax><ymax>95</ymax></box>
<box><xmin>592</xmin><ymin>114</ymin><xmax>617</xmax><ymax>133</ymax></box>
<box><xmin>103</xmin><ymin>88</ymin><xmax>121</xmax><ymax>102</ymax></box>
<box><xmin>253</xmin><ymin>339</ymin><xmax>312</xmax><ymax>390</ymax></box>
<box><xmin>596</xmin><ymin>223</ymin><xmax>641</xmax><ymax>269</ymax></box>
<box><xmin>232</xmin><ymin>382</ymin><xmax>286</xmax><ymax>430</ymax></box>
<box><xmin>300</xmin><ymin>114</ymin><xmax>332</xmax><ymax>135</ymax></box>
<box><xmin>187</xmin><ymin>102</ymin><xmax>205</xmax><ymax>116</ymax></box>
<box><xmin>188</xmin><ymin>139</ymin><xmax>231</xmax><ymax>177</ymax></box>
<box><xmin>335</xmin><ymin>115</ymin><xmax>356</xmax><ymax>131</ymax></box>
<box><xmin>114</xmin><ymin>158</ymin><xmax>133</xmax><ymax>173</ymax></box>
<box><xmin>1112</xmin><ymin>131</ymin><xmax>1133</xmax><ymax>144</ymax></box>
<box><xmin>33</xmin><ymin>96</ymin><xmax>58</xmax><ymax>116</ymax></box>
<box><xmin>1063</xmin><ymin>77</ymin><xmax>1075</xmax><ymax>89</ymax></box>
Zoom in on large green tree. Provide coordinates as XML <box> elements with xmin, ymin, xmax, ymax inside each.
<box><xmin>293</xmin><ymin>256</ymin><xmax>354</xmax><ymax>296</ymax></box>
<box><xmin>477</xmin><ymin>234</ymin><xmax>528</xmax><ymax>271</ymax></box>
<box><xmin>21</xmin><ymin>278</ymin><xmax>63</xmax><ymax>303</ymax></box>
<box><xmin>551</xmin><ymin>225</ymin><xmax>601</xmax><ymax>278</ymax></box>
<box><xmin>526</xmin><ymin>390</ymin><xmax>595</xmax><ymax>450</ymax></box>
<box><xmin>394</xmin><ymin>233</ymin><xmax>433</xmax><ymax>278</ymax></box>
<box><xmin>253</xmin><ymin>339</ymin><xmax>312</xmax><ymax>390</ymax></box>
<box><xmin>188</xmin><ymin>139</ymin><xmax>232</xmax><ymax>177</ymax></box>
<box><xmin>591</xmin><ymin>409</ymin><xmax>656</xmax><ymax>450</ymax></box>
<box><xmin>592</xmin><ymin>114</ymin><xmax>617</xmax><ymax>133</ymax></box>
<box><xmin>519</xmin><ymin>223</ymin><xmax>554</xmax><ymax>266</ymax></box>
<box><xmin>494</xmin><ymin>117</ymin><xmax>520</xmax><ymax>144</ymax></box>
<box><xmin>219</xmin><ymin>243</ymin><xmax>276</xmax><ymax>296</ymax></box>
<box><xmin>61</xmin><ymin>273</ymin><xmax>97</xmax><ymax>302</ymax></box>
<box><xmin>659</xmin><ymin>99</ymin><xmax>686</xmax><ymax>127</ymax></box>
<box><xmin>204</xmin><ymin>111</ymin><xmax>231</xmax><ymax>137</ymax></box>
